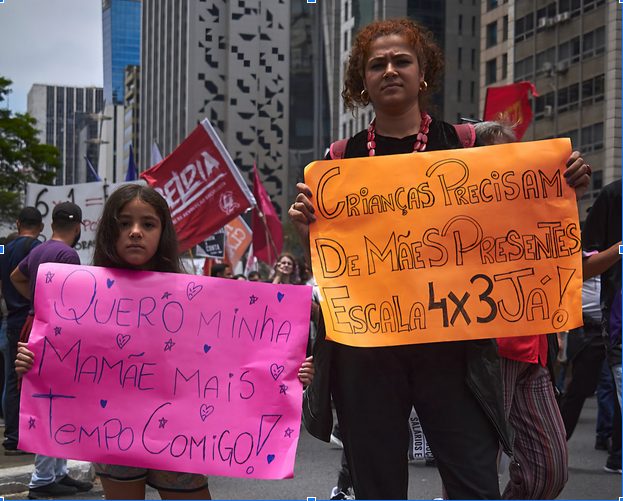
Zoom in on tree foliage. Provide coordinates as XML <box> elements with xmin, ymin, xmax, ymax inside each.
<box><xmin>0</xmin><ymin>77</ymin><xmax>59</xmax><ymax>222</ymax></box>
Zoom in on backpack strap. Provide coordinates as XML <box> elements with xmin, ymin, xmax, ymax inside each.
<box><xmin>329</xmin><ymin>138</ymin><xmax>349</xmax><ymax>159</ymax></box>
<box><xmin>453</xmin><ymin>123</ymin><xmax>476</xmax><ymax>148</ymax></box>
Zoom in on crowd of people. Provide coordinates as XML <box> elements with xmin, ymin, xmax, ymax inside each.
<box><xmin>0</xmin><ymin>15</ymin><xmax>619</xmax><ymax>501</ymax></box>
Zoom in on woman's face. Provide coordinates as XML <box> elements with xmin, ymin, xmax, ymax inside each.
<box><xmin>276</xmin><ymin>256</ymin><xmax>294</xmax><ymax>275</ymax></box>
<box><xmin>363</xmin><ymin>34</ymin><xmax>424</xmax><ymax>114</ymax></box>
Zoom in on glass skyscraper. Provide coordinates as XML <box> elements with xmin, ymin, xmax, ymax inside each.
<box><xmin>103</xmin><ymin>0</ymin><xmax>141</xmax><ymax>105</ymax></box>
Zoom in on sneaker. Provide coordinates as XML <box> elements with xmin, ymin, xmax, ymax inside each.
<box><xmin>28</xmin><ymin>482</ymin><xmax>79</xmax><ymax>499</ymax></box>
<box><xmin>58</xmin><ymin>474</ymin><xmax>94</xmax><ymax>492</ymax></box>
<box><xmin>330</xmin><ymin>426</ymin><xmax>343</xmax><ymax>449</ymax></box>
<box><xmin>603</xmin><ymin>463</ymin><xmax>622</xmax><ymax>474</ymax></box>
<box><xmin>330</xmin><ymin>486</ymin><xmax>355</xmax><ymax>500</ymax></box>
<box><xmin>4</xmin><ymin>448</ymin><xmax>34</xmax><ymax>456</ymax></box>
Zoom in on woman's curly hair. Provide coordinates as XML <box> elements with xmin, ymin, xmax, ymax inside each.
<box><xmin>342</xmin><ymin>18</ymin><xmax>444</xmax><ymax>112</ymax></box>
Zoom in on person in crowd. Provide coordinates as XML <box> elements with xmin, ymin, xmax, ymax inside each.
<box><xmin>0</xmin><ymin>208</ymin><xmax>43</xmax><ymax>456</ymax></box>
<box><xmin>472</xmin><ymin>120</ymin><xmax>589</xmax><ymax>499</ymax></box>
<box><xmin>247</xmin><ymin>270</ymin><xmax>262</xmax><ymax>282</ymax></box>
<box><xmin>10</xmin><ymin>203</ymin><xmax>93</xmax><ymax>499</ymax></box>
<box><xmin>233</xmin><ymin>273</ymin><xmax>247</xmax><ymax>280</ymax></box>
<box><xmin>581</xmin><ymin>179</ymin><xmax>622</xmax><ymax>474</ymax></box>
<box><xmin>15</xmin><ymin>185</ymin><xmax>315</xmax><ymax>499</ymax></box>
<box><xmin>210</xmin><ymin>262</ymin><xmax>233</xmax><ymax>278</ymax></box>
<box><xmin>290</xmin><ymin>20</ymin><xmax>591</xmax><ymax>495</ymax></box>
<box><xmin>560</xmin><ymin>276</ymin><xmax>614</xmax><ymax>448</ymax></box>
<box><xmin>271</xmin><ymin>253</ymin><xmax>300</xmax><ymax>285</ymax></box>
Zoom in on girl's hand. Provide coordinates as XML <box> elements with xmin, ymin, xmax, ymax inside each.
<box><xmin>297</xmin><ymin>356</ymin><xmax>315</xmax><ymax>386</ymax></box>
<box><xmin>15</xmin><ymin>342</ymin><xmax>35</xmax><ymax>376</ymax></box>
<box><xmin>564</xmin><ymin>151</ymin><xmax>591</xmax><ymax>200</ymax></box>
<box><xmin>288</xmin><ymin>183</ymin><xmax>316</xmax><ymax>254</ymax></box>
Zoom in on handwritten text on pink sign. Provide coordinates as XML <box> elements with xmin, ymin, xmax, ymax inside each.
<box><xmin>19</xmin><ymin>264</ymin><xmax>311</xmax><ymax>479</ymax></box>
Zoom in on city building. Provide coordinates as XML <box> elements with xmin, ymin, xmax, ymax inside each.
<box><xmin>139</xmin><ymin>0</ymin><xmax>291</xmax><ymax>216</ymax></box>
<box><xmin>103</xmin><ymin>0</ymin><xmax>142</xmax><ymax>106</ymax></box>
<box><xmin>480</xmin><ymin>0</ymin><xmax>621</xmax><ymax>217</ymax></box>
<box><xmin>27</xmin><ymin>84</ymin><xmax>104</xmax><ymax>185</ymax></box>
<box><xmin>124</xmin><ymin>64</ymin><xmax>141</xmax><ymax>170</ymax></box>
<box><xmin>320</xmin><ymin>0</ymin><xmax>481</xmax><ymax>142</ymax></box>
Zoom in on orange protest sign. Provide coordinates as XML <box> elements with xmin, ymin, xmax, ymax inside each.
<box><xmin>305</xmin><ymin>139</ymin><xmax>582</xmax><ymax>347</ymax></box>
<box><xmin>225</xmin><ymin>216</ymin><xmax>252</xmax><ymax>267</ymax></box>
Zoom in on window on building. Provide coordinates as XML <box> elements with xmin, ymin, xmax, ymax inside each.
<box><xmin>344</xmin><ymin>1</ymin><xmax>349</xmax><ymax>20</ymax></box>
<box><xmin>488</xmin><ymin>0</ymin><xmax>498</xmax><ymax>10</ymax></box>
<box><xmin>515</xmin><ymin>13</ymin><xmax>535</xmax><ymax>42</ymax></box>
<box><xmin>486</xmin><ymin>58</ymin><xmax>497</xmax><ymax>85</ymax></box>
<box><xmin>457</xmin><ymin>80</ymin><xmax>462</xmax><ymax>101</ymax></box>
<box><xmin>472</xmin><ymin>16</ymin><xmax>476</xmax><ymax>36</ymax></box>
<box><xmin>592</xmin><ymin>169</ymin><xmax>603</xmax><ymax>191</ymax></box>
<box><xmin>458</xmin><ymin>47</ymin><xmax>462</xmax><ymax>69</ymax></box>
<box><xmin>458</xmin><ymin>15</ymin><xmax>463</xmax><ymax>35</ymax></box>
<box><xmin>503</xmin><ymin>15</ymin><xmax>509</xmax><ymax>41</ymax></box>
<box><xmin>501</xmin><ymin>53</ymin><xmax>508</xmax><ymax>79</ymax></box>
<box><xmin>486</xmin><ymin>21</ymin><xmax>497</xmax><ymax>48</ymax></box>
<box><xmin>470</xmin><ymin>81</ymin><xmax>475</xmax><ymax>103</ymax></box>
<box><xmin>471</xmin><ymin>49</ymin><xmax>476</xmax><ymax>70</ymax></box>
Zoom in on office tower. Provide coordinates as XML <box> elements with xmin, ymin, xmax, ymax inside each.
<box><xmin>481</xmin><ymin>0</ymin><xmax>621</xmax><ymax>216</ymax></box>
<box><xmin>103</xmin><ymin>0</ymin><xmax>142</xmax><ymax>106</ymax></box>
<box><xmin>27</xmin><ymin>84</ymin><xmax>104</xmax><ymax>185</ymax></box>
<box><xmin>140</xmin><ymin>0</ymin><xmax>290</xmax><ymax>215</ymax></box>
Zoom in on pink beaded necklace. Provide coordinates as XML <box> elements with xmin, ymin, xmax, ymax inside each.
<box><xmin>366</xmin><ymin>112</ymin><xmax>432</xmax><ymax>156</ymax></box>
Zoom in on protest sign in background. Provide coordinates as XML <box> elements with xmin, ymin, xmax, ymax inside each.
<box><xmin>305</xmin><ymin>139</ymin><xmax>582</xmax><ymax>347</ymax></box>
<box><xmin>25</xmin><ymin>181</ymin><xmax>141</xmax><ymax>265</ymax></box>
<box><xmin>19</xmin><ymin>264</ymin><xmax>311</xmax><ymax>479</ymax></box>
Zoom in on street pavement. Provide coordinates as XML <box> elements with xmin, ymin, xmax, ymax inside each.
<box><xmin>1</xmin><ymin>397</ymin><xmax>621</xmax><ymax>500</ymax></box>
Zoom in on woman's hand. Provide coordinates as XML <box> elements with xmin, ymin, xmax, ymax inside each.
<box><xmin>288</xmin><ymin>183</ymin><xmax>316</xmax><ymax>259</ymax></box>
<box><xmin>297</xmin><ymin>356</ymin><xmax>315</xmax><ymax>386</ymax></box>
<box><xmin>564</xmin><ymin>151</ymin><xmax>591</xmax><ymax>200</ymax></box>
<box><xmin>15</xmin><ymin>342</ymin><xmax>35</xmax><ymax>376</ymax></box>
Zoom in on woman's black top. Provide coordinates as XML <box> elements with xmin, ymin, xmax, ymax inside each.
<box><xmin>343</xmin><ymin>118</ymin><xmax>462</xmax><ymax>158</ymax></box>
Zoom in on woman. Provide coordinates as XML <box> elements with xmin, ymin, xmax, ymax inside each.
<box><xmin>289</xmin><ymin>19</ymin><xmax>591</xmax><ymax>500</ymax></box>
<box><xmin>271</xmin><ymin>252</ymin><xmax>299</xmax><ymax>284</ymax></box>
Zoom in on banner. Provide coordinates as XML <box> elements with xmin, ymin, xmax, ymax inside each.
<box><xmin>484</xmin><ymin>81</ymin><xmax>538</xmax><ymax>141</ymax></box>
<box><xmin>304</xmin><ymin>139</ymin><xmax>582</xmax><ymax>347</ymax></box>
<box><xmin>25</xmin><ymin>181</ymin><xmax>141</xmax><ymax>265</ymax></box>
<box><xmin>196</xmin><ymin>228</ymin><xmax>226</xmax><ymax>259</ymax></box>
<box><xmin>141</xmin><ymin>120</ymin><xmax>256</xmax><ymax>252</ymax></box>
<box><xmin>19</xmin><ymin>264</ymin><xmax>311</xmax><ymax>479</ymax></box>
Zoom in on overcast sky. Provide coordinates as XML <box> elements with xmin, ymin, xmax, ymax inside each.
<box><xmin>0</xmin><ymin>0</ymin><xmax>103</xmax><ymax>114</ymax></box>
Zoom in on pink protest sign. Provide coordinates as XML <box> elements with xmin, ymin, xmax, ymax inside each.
<box><xmin>19</xmin><ymin>263</ymin><xmax>311</xmax><ymax>479</ymax></box>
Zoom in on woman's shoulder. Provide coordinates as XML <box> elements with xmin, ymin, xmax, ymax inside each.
<box><xmin>429</xmin><ymin>118</ymin><xmax>462</xmax><ymax>149</ymax></box>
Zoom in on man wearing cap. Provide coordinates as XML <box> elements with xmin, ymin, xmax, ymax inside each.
<box><xmin>10</xmin><ymin>202</ymin><xmax>93</xmax><ymax>499</ymax></box>
<box><xmin>0</xmin><ymin>207</ymin><xmax>43</xmax><ymax>455</ymax></box>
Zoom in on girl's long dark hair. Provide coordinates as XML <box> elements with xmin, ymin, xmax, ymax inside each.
<box><xmin>93</xmin><ymin>184</ymin><xmax>182</xmax><ymax>273</ymax></box>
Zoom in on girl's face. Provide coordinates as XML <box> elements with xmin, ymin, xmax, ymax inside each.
<box><xmin>277</xmin><ymin>256</ymin><xmax>294</xmax><ymax>275</ymax></box>
<box><xmin>115</xmin><ymin>198</ymin><xmax>162</xmax><ymax>269</ymax></box>
<box><xmin>363</xmin><ymin>34</ymin><xmax>424</xmax><ymax>113</ymax></box>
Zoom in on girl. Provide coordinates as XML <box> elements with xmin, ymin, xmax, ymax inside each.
<box><xmin>16</xmin><ymin>184</ymin><xmax>315</xmax><ymax>500</ymax></box>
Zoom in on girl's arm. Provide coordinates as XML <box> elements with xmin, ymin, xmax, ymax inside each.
<box><xmin>15</xmin><ymin>342</ymin><xmax>35</xmax><ymax>376</ymax></box>
<box><xmin>297</xmin><ymin>356</ymin><xmax>314</xmax><ymax>386</ymax></box>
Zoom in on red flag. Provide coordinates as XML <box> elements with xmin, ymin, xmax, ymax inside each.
<box><xmin>251</xmin><ymin>164</ymin><xmax>283</xmax><ymax>265</ymax></box>
<box><xmin>141</xmin><ymin>120</ymin><xmax>255</xmax><ymax>252</ymax></box>
<box><xmin>483</xmin><ymin>82</ymin><xmax>538</xmax><ymax>140</ymax></box>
